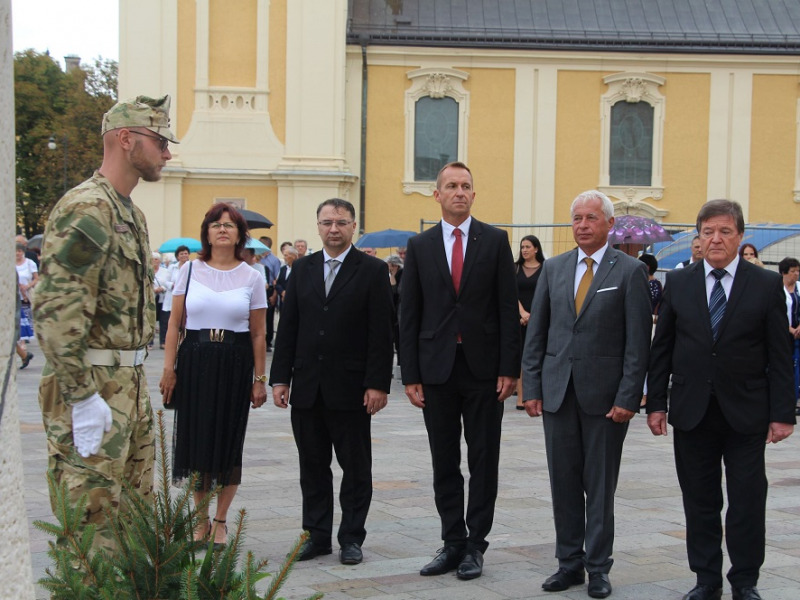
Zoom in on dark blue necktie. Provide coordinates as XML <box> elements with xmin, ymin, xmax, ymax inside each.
<box><xmin>709</xmin><ymin>268</ymin><xmax>727</xmax><ymax>341</ymax></box>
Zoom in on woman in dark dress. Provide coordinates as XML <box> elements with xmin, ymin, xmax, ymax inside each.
<box><xmin>515</xmin><ymin>235</ymin><xmax>545</xmax><ymax>409</ymax></box>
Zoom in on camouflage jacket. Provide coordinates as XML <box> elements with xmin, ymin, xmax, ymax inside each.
<box><xmin>34</xmin><ymin>171</ymin><xmax>156</xmax><ymax>404</ymax></box>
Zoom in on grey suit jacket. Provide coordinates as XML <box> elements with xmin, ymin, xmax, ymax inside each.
<box><xmin>521</xmin><ymin>246</ymin><xmax>652</xmax><ymax>414</ymax></box>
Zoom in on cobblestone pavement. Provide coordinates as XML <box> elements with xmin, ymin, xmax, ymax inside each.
<box><xmin>16</xmin><ymin>338</ymin><xmax>800</xmax><ymax>599</ymax></box>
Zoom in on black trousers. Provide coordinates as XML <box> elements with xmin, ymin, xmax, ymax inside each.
<box><xmin>542</xmin><ymin>380</ymin><xmax>628</xmax><ymax>574</ymax></box>
<box><xmin>290</xmin><ymin>396</ymin><xmax>372</xmax><ymax>546</ymax></box>
<box><xmin>673</xmin><ymin>395</ymin><xmax>768</xmax><ymax>589</ymax></box>
<box><xmin>266</xmin><ymin>303</ymin><xmax>276</xmax><ymax>347</ymax></box>
<box><xmin>159</xmin><ymin>309</ymin><xmax>170</xmax><ymax>346</ymax></box>
<box><xmin>421</xmin><ymin>345</ymin><xmax>504</xmax><ymax>553</ymax></box>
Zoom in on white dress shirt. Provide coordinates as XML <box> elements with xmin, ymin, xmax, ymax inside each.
<box><xmin>574</xmin><ymin>242</ymin><xmax>608</xmax><ymax>298</ymax></box>
<box><xmin>323</xmin><ymin>244</ymin><xmax>353</xmax><ymax>280</ymax></box>
<box><xmin>703</xmin><ymin>256</ymin><xmax>738</xmax><ymax>304</ymax></box>
<box><xmin>441</xmin><ymin>216</ymin><xmax>471</xmax><ymax>272</ymax></box>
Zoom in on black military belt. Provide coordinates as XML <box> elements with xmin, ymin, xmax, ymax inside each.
<box><xmin>184</xmin><ymin>329</ymin><xmax>250</xmax><ymax>345</ymax></box>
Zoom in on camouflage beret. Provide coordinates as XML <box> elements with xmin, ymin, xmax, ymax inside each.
<box><xmin>101</xmin><ymin>94</ymin><xmax>179</xmax><ymax>143</ymax></box>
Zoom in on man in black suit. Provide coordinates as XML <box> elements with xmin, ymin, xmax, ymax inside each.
<box><xmin>400</xmin><ymin>162</ymin><xmax>520</xmax><ymax>580</ymax></box>
<box><xmin>648</xmin><ymin>199</ymin><xmax>795</xmax><ymax>600</ymax></box>
<box><xmin>270</xmin><ymin>198</ymin><xmax>394</xmax><ymax>565</ymax></box>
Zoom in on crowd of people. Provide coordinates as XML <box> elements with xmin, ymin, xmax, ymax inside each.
<box><xmin>20</xmin><ymin>91</ymin><xmax>798</xmax><ymax>600</ymax></box>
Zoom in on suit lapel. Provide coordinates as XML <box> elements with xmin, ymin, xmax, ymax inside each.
<box><xmin>427</xmin><ymin>224</ymin><xmax>456</xmax><ymax>297</ymax></box>
<box><xmin>325</xmin><ymin>247</ymin><xmax>359</xmax><ymax>300</ymax></box>
<box><xmin>563</xmin><ymin>250</ymin><xmax>580</xmax><ymax>318</ymax></box>
<box><xmin>690</xmin><ymin>261</ymin><xmax>715</xmax><ymax>342</ymax></box>
<box><xmin>310</xmin><ymin>252</ymin><xmax>326</xmax><ymax>300</ymax></box>
<box><xmin>459</xmin><ymin>220</ymin><xmax>482</xmax><ymax>296</ymax></box>
<box><xmin>715</xmin><ymin>260</ymin><xmax>749</xmax><ymax>342</ymax></box>
<box><xmin>575</xmin><ymin>246</ymin><xmax>619</xmax><ymax>319</ymax></box>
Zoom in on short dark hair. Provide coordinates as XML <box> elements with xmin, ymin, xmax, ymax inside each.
<box><xmin>696</xmin><ymin>199</ymin><xmax>745</xmax><ymax>234</ymax></box>
<box><xmin>638</xmin><ymin>253</ymin><xmax>659</xmax><ymax>275</ymax></box>
<box><xmin>778</xmin><ymin>257</ymin><xmax>800</xmax><ymax>274</ymax></box>
<box><xmin>199</xmin><ymin>202</ymin><xmax>249</xmax><ymax>262</ymax></box>
<box><xmin>436</xmin><ymin>161</ymin><xmax>473</xmax><ymax>190</ymax></box>
<box><xmin>259</xmin><ymin>236</ymin><xmax>273</xmax><ymax>247</ymax></box>
<box><xmin>175</xmin><ymin>244</ymin><xmax>190</xmax><ymax>255</ymax></box>
<box><xmin>316</xmin><ymin>198</ymin><xmax>356</xmax><ymax>220</ymax></box>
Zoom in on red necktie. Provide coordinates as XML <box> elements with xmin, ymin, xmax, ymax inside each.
<box><xmin>452</xmin><ymin>228</ymin><xmax>463</xmax><ymax>293</ymax></box>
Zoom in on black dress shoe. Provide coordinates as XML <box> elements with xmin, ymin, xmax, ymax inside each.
<box><xmin>732</xmin><ymin>587</ymin><xmax>762</xmax><ymax>600</ymax></box>
<box><xmin>339</xmin><ymin>542</ymin><xmax>363</xmax><ymax>565</ymax></box>
<box><xmin>420</xmin><ymin>546</ymin><xmax>465</xmax><ymax>576</ymax></box>
<box><xmin>542</xmin><ymin>567</ymin><xmax>585</xmax><ymax>591</ymax></box>
<box><xmin>683</xmin><ymin>584</ymin><xmax>722</xmax><ymax>600</ymax></box>
<box><xmin>456</xmin><ymin>549</ymin><xmax>483</xmax><ymax>580</ymax></box>
<box><xmin>296</xmin><ymin>539</ymin><xmax>332</xmax><ymax>561</ymax></box>
<box><xmin>587</xmin><ymin>573</ymin><xmax>612</xmax><ymax>599</ymax></box>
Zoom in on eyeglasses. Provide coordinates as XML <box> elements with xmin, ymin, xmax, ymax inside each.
<box><xmin>209</xmin><ymin>222</ymin><xmax>237</xmax><ymax>231</ymax></box>
<box><xmin>129</xmin><ymin>130</ymin><xmax>170</xmax><ymax>152</ymax></box>
<box><xmin>317</xmin><ymin>220</ymin><xmax>353</xmax><ymax>228</ymax></box>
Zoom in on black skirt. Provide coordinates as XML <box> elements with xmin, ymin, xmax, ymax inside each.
<box><xmin>172</xmin><ymin>329</ymin><xmax>254</xmax><ymax>490</ymax></box>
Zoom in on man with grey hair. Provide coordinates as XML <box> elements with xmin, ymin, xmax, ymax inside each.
<box><xmin>521</xmin><ymin>190</ymin><xmax>652</xmax><ymax>598</ymax></box>
<box><xmin>294</xmin><ymin>238</ymin><xmax>308</xmax><ymax>258</ymax></box>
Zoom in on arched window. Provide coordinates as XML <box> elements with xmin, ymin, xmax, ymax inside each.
<box><xmin>414</xmin><ymin>96</ymin><xmax>459</xmax><ymax>181</ymax></box>
<box><xmin>610</xmin><ymin>101</ymin><xmax>654</xmax><ymax>186</ymax></box>
<box><xmin>599</xmin><ymin>72</ymin><xmax>665</xmax><ymax>206</ymax></box>
<box><xmin>404</xmin><ymin>68</ymin><xmax>470</xmax><ymax>195</ymax></box>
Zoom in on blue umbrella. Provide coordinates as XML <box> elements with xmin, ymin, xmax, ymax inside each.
<box><xmin>354</xmin><ymin>229</ymin><xmax>417</xmax><ymax>249</ymax></box>
<box><xmin>158</xmin><ymin>237</ymin><xmax>202</xmax><ymax>253</ymax></box>
<box><xmin>246</xmin><ymin>238</ymin><xmax>268</xmax><ymax>252</ymax></box>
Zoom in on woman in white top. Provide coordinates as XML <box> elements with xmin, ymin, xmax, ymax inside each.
<box><xmin>160</xmin><ymin>203</ymin><xmax>268</xmax><ymax>549</ymax></box>
<box><xmin>159</xmin><ymin>245</ymin><xmax>191</xmax><ymax>349</ymax></box>
<box><xmin>16</xmin><ymin>243</ymin><xmax>38</xmax><ymax>367</ymax></box>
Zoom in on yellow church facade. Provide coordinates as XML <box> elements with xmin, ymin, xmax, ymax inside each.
<box><xmin>118</xmin><ymin>0</ymin><xmax>800</xmax><ymax>256</ymax></box>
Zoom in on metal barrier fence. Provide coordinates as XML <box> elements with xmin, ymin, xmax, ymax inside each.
<box><xmin>419</xmin><ymin>219</ymin><xmax>800</xmax><ymax>276</ymax></box>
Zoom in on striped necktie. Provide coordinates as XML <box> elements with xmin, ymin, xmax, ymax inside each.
<box><xmin>709</xmin><ymin>268</ymin><xmax>727</xmax><ymax>340</ymax></box>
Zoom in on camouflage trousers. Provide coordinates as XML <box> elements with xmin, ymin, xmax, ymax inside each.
<box><xmin>39</xmin><ymin>363</ymin><xmax>155</xmax><ymax>555</ymax></box>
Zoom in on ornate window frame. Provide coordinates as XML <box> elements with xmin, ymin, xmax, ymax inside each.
<box><xmin>794</xmin><ymin>98</ymin><xmax>800</xmax><ymax>203</ymax></box>
<box><xmin>403</xmin><ymin>67</ymin><xmax>470</xmax><ymax>196</ymax></box>
<box><xmin>599</xmin><ymin>72</ymin><xmax>666</xmax><ymax>206</ymax></box>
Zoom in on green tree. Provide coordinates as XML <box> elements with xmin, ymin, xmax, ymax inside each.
<box><xmin>15</xmin><ymin>51</ymin><xmax>117</xmax><ymax>238</ymax></box>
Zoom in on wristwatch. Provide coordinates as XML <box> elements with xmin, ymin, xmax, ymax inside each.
<box><xmin>254</xmin><ymin>374</ymin><xmax>267</xmax><ymax>383</ymax></box>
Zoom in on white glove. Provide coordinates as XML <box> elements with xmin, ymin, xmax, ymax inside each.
<box><xmin>72</xmin><ymin>393</ymin><xmax>113</xmax><ymax>458</ymax></box>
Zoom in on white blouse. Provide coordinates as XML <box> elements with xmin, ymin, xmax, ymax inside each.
<box><xmin>173</xmin><ymin>259</ymin><xmax>267</xmax><ymax>332</ymax></box>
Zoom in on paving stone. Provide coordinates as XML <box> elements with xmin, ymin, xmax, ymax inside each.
<box><xmin>16</xmin><ymin>338</ymin><xmax>800</xmax><ymax>599</ymax></box>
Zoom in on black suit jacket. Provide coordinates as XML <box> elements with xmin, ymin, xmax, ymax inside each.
<box><xmin>648</xmin><ymin>259</ymin><xmax>795</xmax><ymax>433</ymax></box>
<box><xmin>275</xmin><ymin>265</ymin><xmax>289</xmax><ymax>295</ymax></box>
<box><xmin>399</xmin><ymin>219</ymin><xmax>520</xmax><ymax>384</ymax></box>
<box><xmin>269</xmin><ymin>248</ymin><xmax>394</xmax><ymax>409</ymax></box>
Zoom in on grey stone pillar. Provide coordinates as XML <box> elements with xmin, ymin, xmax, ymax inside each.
<box><xmin>0</xmin><ymin>0</ymin><xmax>36</xmax><ymax>596</ymax></box>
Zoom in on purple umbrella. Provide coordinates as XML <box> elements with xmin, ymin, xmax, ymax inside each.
<box><xmin>608</xmin><ymin>215</ymin><xmax>673</xmax><ymax>245</ymax></box>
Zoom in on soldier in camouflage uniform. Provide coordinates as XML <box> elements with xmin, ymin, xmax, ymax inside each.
<box><xmin>35</xmin><ymin>95</ymin><xmax>179</xmax><ymax>554</ymax></box>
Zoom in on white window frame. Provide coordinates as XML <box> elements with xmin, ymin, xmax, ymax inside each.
<box><xmin>794</xmin><ymin>98</ymin><xmax>800</xmax><ymax>203</ymax></box>
<box><xmin>599</xmin><ymin>72</ymin><xmax>666</xmax><ymax>207</ymax></box>
<box><xmin>403</xmin><ymin>67</ymin><xmax>470</xmax><ymax>196</ymax></box>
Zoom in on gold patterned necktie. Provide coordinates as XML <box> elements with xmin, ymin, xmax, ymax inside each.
<box><xmin>575</xmin><ymin>257</ymin><xmax>594</xmax><ymax>313</ymax></box>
